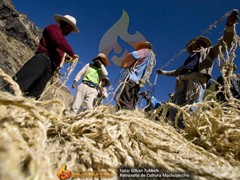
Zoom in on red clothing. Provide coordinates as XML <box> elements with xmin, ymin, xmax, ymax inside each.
<box><xmin>37</xmin><ymin>24</ymin><xmax>75</xmax><ymax>67</ymax></box>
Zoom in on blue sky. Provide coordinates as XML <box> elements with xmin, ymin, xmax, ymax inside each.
<box><xmin>11</xmin><ymin>0</ymin><xmax>240</xmax><ymax>107</ymax></box>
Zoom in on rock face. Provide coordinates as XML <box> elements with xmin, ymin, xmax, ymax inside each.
<box><xmin>0</xmin><ymin>0</ymin><xmax>74</xmax><ymax>108</ymax></box>
<box><xmin>0</xmin><ymin>0</ymin><xmax>41</xmax><ymax>75</ymax></box>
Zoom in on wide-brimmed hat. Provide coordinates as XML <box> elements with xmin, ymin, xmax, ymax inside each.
<box><xmin>185</xmin><ymin>36</ymin><xmax>212</xmax><ymax>53</ymax></box>
<box><xmin>135</xmin><ymin>41</ymin><xmax>152</xmax><ymax>50</ymax></box>
<box><xmin>101</xmin><ymin>77</ymin><xmax>110</xmax><ymax>87</ymax></box>
<box><xmin>92</xmin><ymin>53</ymin><xmax>110</xmax><ymax>66</ymax></box>
<box><xmin>54</xmin><ymin>14</ymin><xmax>80</xmax><ymax>32</ymax></box>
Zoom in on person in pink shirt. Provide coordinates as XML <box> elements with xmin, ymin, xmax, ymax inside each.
<box><xmin>116</xmin><ymin>41</ymin><xmax>156</xmax><ymax>110</ymax></box>
<box><xmin>13</xmin><ymin>14</ymin><xmax>79</xmax><ymax>99</ymax></box>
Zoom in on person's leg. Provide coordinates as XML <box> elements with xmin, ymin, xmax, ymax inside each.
<box><xmin>85</xmin><ymin>87</ymin><xmax>98</xmax><ymax>110</ymax></box>
<box><xmin>116</xmin><ymin>82</ymin><xmax>131</xmax><ymax>110</ymax></box>
<box><xmin>131</xmin><ymin>82</ymin><xmax>141</xmax><ymax>109</ymax></box>
<box><xmin>168</xmin><ymin>82</ymin><xmax>187</xmax><ymax>129</ymax></box>
<box><xmin>168</xmin><ymin>91</ymin><xmax>185</xmax><ymax>124</ymax></box>
<box><xmin>27</xmin><ymin>57</ymin><xmax>55</xmax><ymax>99</ymax></box>
<box><xmin>14</xmin><ymin>53</ymin><xmax>50</xmax><ymax>97</ymax></box>
<box><xmin>71</xmin><ymin>83</ymin><xmax>85</xmax><ymax>114</ymax></box>
<box><xmin>117</xmin><ymin>80</ymin><xmax>139</xmax><ymax>110</ymax></box>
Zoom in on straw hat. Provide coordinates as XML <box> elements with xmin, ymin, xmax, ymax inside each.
<box><xmin>185</xmin><ymin>36</ymin><xmax>212</xmax><ymax>53</ymax></box>
<box><xmin>92</xmin><ymin>53</ymin><xmax>110</xmax><ymax>66</ymax></box>
<box><xmin>135</xmin><ymin>41</ymin><xmax>152</xmax><ymax>50</ymax></box>
<box><xmin>101</xmin><ymin>77</ymin><xmax>110</xmax><ymax>87</ymax></box>
<box><xmin>54</xmin><ymin>14</ymin><xmax>80</xmax><ymax>32</ymax></box>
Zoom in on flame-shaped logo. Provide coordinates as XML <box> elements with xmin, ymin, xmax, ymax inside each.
<box><xmin>57</xmin><ymin>164</ymin><xmax>71</xmax><ymax>180</ymax></box>
<box><xmin>99</xmin><ymin>10</ymin><xmax>146</xmax><ymax>66</ymax></box>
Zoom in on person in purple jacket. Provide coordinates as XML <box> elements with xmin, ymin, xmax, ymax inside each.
<box><xmin>13</xmin><ymin>14</ymin><xmax>79</xmax><ymax>99</ymax></box>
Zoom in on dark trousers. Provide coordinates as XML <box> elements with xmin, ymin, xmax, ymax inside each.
<box><xmin>117</xmin><ymin>79</ymin><xmax>140</xmax><ymax>110</ymax></box>
<box><xmin>14</xmin><ymin>53</ymin><xmax>56</xmax><ymax>99</ymax></box>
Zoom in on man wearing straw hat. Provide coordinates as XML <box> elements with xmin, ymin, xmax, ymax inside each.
<box><xmin>13</xmin><ymin>14</ymin><xmax>79</xmax><ymax>99</ymax></box>
<box><xmin>116</xmin><ymin>41</ymin><xmax>156</xmax><ymax>110</ymax></box>
<box><xmin>71</xmin><ymin>53</ymin><xmax>109</xmax><ymax>114</ymax></box>
<box><xmin>156</xmin><ymin>10</ymin><xmax>239</xmax><ymax>127</ymax></box>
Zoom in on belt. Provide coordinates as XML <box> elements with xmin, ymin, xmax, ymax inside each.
<box><xmin>82</xmin><ymin>81</ymin><xmax>98</xmax><ymax>89</ymax></box>
<box><xmin>36</xmin><ymin>52</ymin><xmax>50</xmax><ymax>59</ymax></box>
<box><xmin>180</xmin><ymin>69</ymin><xmax>196</xmax><ymax>75</ymax></box>
<box><xmin>185</xmin><ymin>69</ymin><xmax>194</xmax><ymax>73</ymax></box>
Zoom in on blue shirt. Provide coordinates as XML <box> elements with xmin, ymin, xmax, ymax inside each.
<box><xmin>129</xmin><ymin>49</ymin><xmax>151</xmax><ymax>83</ymax></box>
<box><xmin>145</xmin><ymin>96</ymin><xmax>161</xmax><ymax>112</ymax></box>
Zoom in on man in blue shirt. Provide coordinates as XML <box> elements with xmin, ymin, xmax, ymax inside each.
<box><xmin>116</xmin><ymin>41</ymin><xmax>156</xmax><ymax>110</ymax></box>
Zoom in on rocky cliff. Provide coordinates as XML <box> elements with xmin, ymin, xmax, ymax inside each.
<box><xmin>0</xmin><ymin>0</ymin><xmax>74</xmax><ymax>107</ymax></box>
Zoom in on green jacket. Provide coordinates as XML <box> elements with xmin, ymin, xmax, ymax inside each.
<box><xmin>74</xmin><ymin>63</ymin><xmax>108</xmax><ymax>85</ymax></box>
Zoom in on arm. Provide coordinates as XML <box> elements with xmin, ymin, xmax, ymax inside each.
<box><xmin>94</xmin><ymin>60</ymin><xmax>108</xmax><ymax>76</ymax></box>
<box><xmin>72</xmin><ymin>64</ymin><xmax>89</xmax><ymax>88</ymax></box>
<box><xmin>74</xmin><ymin>64</ymin><xmax>89</xmax><ymax>83</ymax></box>
<box><xmin>156</xmin><ymin>66</ymin><xmax>184</xmax><ymax>77</ymax></box>
<box><xmin>209</xmin><ymin>10</ymin><xmax>239</xmax><ymax>58</ymax></box>
<box><xmin>121</xmin><ymin>53</ymin><xmax>136</xmax><ymax>68</ymax></box>
<box><xmin>46</xmin><ymin>25</ymin><xmax>78</xmax><ymax>59</ymax></box>
<box><xmin>100</xmin><ymin>64</ymin><xmax>108</xmax><ymax>76</ymax></box>
<box><xmin>121</xmin><ymin>49</ymin><xmax>149</xmax><ymax>68</ymax></box>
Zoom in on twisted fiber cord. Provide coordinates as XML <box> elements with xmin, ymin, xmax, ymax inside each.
<box><xmin>217</xmin><ymin>34</ymin><xmax>240</xmax><ymax>101</ymax></box>
<box><xmin>1</xmin><ymin>69</ymin><xmax>240</xmax><ymax>179</ymax></box>
<box><xmin>229</xmin><ymin>35</ymin><xmax>240</xmax><ymax>63</ymax></box>
<box><xmin>0</xmin><ymin>68</ymin><xmax>22</xmax><ymax>96</ymax></box>
<box><xmin>139</xmin><ymin>49</ymin><xmax>156</xmax><ymax>86</ymax></box>
<box><xmin>112</xmin><ymin>71</ymin><xmax>129</xmax><ymax>106</ymax></box>
<box><xmin>107</xmin><ymin>66</ymin><xmax>131</xmax><ymax>105</ymax></box>
<box><xmin>0</xmin><ymin>91</ymin><xmax>65</xmax><ymax>123</ymax></box>
<box><xmin>191</xmin><ymin>100</ymin><xmax>240</xmax><ymax>164</ymax></box>
<box><xmin>54</xmin><ymin>58</ymin><xmax>78</xmax><ymax>98</ymax></box>
<box><xmin>1</xmin><ymin>92</ymin><xmax>240</xmax><ymax>179</ymax></box>
<box><xmin>0</xmin><ymin>71</ymin><xmax>63</xmax><ymax>179</ymax></box>
<box><xmin>154</xmin><ymin>97</ymin><xmax>240</xmax><ymax>165</ymax></box>
<box><xmin>38</xmin><ymin>76</ymin><xmax>61</xmax><ymax>100</ymax></box>
<box><xmin>0</xmin><ymin>68</ymin><xmax>66</xmax><ymax>122</ymax></box>
<box><xmin>45</xmin><ymin>108</ymin><xmax>240</xmax><ymax>179</ymax></box>
<box><xmin>0</xmin><ymin>97</ymin><xmax>55</xmax><ymax>179</ymax></box>
<box><xmin>39</xmin><ymin>57</ymin><xmax>78</xmax><ymax>100</ymax></box>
